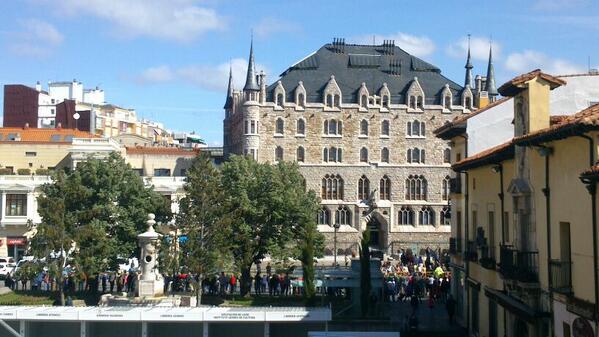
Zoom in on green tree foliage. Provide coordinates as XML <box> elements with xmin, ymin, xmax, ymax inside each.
<box><xmin>29</xmin><ymin>153</ymin><xmax>171</xmax><ymax>305</ymax></box>
<box><xmin>176</xmin><ymin>153</ymin><xmax>229</xmax><ymax>304</ymax></box>
<box><xmin>359</xmin><ymin>229</ymin><xmax>372</xmax><ymax>317</ymax></box>
<box><xmin>220</xmin><ymin>156</ymin><xmax>324</xmax><ymax>296</ymax></box>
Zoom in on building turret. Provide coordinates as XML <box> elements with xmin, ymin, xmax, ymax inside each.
<box><xmin>223</xmin><ymin>65</ymin><xmax>234</xmax><ymax>110</ymax></box>
<box><xmin>485</xmin><ymin>43</ymin><xmax>498</xmax><ymax>101</ymax></box>
<box><xmin>243</xmin><ymin>38</ymin><xmax>260</xmax><ymax>101</ymax></box>
<box><xmin>464</xmin><ymin>35</ymin><xmax>473</xmax><ymax>88</ymax></box>
<box><xmin>241</xmin><ymin>37</ymin><xmax>261</xmax><ymax>160</ymax></box>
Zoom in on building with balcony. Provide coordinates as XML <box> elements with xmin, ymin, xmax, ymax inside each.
<box><xmin>436</xmin><ymin>70</ymin><xmax>599</xmax><ymax>337</ymax></box>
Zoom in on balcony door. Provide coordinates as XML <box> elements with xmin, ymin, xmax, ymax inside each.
<box><xmin>560</xmin><ymin>222</ymin><xmax>571</xmax><ymax>262</ymax></box>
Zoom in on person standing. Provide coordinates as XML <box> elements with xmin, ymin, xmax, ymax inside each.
<box><xmin>254</xmin><ymin>272</ymin><xmax>261</xmax><ymax>295</ymax></box>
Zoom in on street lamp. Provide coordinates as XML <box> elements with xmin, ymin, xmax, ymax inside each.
<box><xmin>333</xmin><ymin>222</ymin><xmax>340</xmax><ymax>267</ymax></box>
<box><xmin>73</xmin><ymin>112</ymin><xmax>80</xmax><ymax>130</ymax></box>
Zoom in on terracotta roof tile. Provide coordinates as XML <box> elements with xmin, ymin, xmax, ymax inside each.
<box><xmin>452</xmin><ymin>140</ymin><xmax>514</xmax><ymax>171</ymax></box>
<box><xmin>0</xmin><ymin>127</ymin><xmax>95</xmax><ymax>143</ymax></box>
<box><xmin>498</xmin><ymin>69</ymin><xmax>566</xmax><ymax>96</ymax></box>
<box><xmin>125</xmin><ymin>146</ymin><xmax>199</xmax><ymax>156</ymax></box>
<box><xmin>434</xmin><ymin>97</ymin><xmax>511</xmax><ymax>136</ymax></box>
<box><xmin>515</xmin><ymin>103</ymin><xmax>599</xmax><ymax>144</ymax></box>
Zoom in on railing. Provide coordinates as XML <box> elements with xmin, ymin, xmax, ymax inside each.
<box><xmin>550</xmin><ymin>260</ymin><xmax>572</xmax><ymax>294</ymax></box>
<box><xmin>465</xmin><ymin>240</ymin><xmax>478</xmax><ymax>261</ymax></box>
<box><xmin>479</xmin><ymin>245</ymin><xmax>496</xmax><ymax>270</ymax></box>
<box><xmin>449</xmin><ymin>237</ymin><xmax>463</xmax><ymax>255</ymax></box>
<box><xmin>450</xmin><ymin>176</ymin><xmax>462</xmax><ymax>194</ymax></box>
<box><xmin>499</xmin><ymin>245</ymin><xmax>539</xmax><ymax>283</ymax></box>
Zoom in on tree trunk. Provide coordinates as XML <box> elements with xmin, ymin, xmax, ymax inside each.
<box><xmin>196</xmin><ymin>272</ymin><xmax>203</xmax><ymax>306</ymax></box>
<box><xmin>240</xmin><ymin>266</ymin><xmax>252</xmax><ymax>297</ymax></box>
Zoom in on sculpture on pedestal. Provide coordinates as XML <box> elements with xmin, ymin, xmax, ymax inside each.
<box><xmin>137</xmin><ymin>213</ymin><xmax>164</xmax><ymax>297</ymax></box>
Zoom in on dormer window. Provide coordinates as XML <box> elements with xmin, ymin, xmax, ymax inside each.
<box><xmin>297</xmin><ymin>93</ymin><xmax>305</xmax><ymax>107</ymax></box>
<box><xmin>334</xmin><ymin>94</ymin><xmax>341</xmax><ymax>108</ymax></box>
<box><xmin>361</xmin><ymin>95</ymin><xmax>368</xmax><ymax>108</ymax></box>
<box><xmin>382</xmin><ymin>95</ymin><xmax>390</xmax><ymax>108</ymax></box>
<box><xmin>276</xmin><ymin>93</ymin><xmax>285</xmax><ymax>107</ymax></box>
<box><xmin>409</xmin><ymin>96</ymin><xmax>416</xmax><ymax>109</ymax></box>
<box><xmin>444</xmin><ymin>96</ymin><xmax>452</xmax><ymax>110</ymax></box>
<box><xmin>416</xmin><ymin>96</ymin><xmax>424</xmax><ymax>110</ymax></box>
<box><xmin>465</xmin><ymin>97</ymin><xmax>472</xmax><ymax>109</ymax></box>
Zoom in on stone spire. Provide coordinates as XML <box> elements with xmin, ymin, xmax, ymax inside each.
<box><xmin>223</xmin><ymin>64</ymin><xmax>234</xmax><ymax>109</ymax></box>
<box><xmin>485</xmin><ymin>42</ymin><xmax>498</xmax><ymax>97</ymax></box>
<box><xmin>243</xmin><ymin>37</ymin><xmax>259</xmax><ymax>92</ymax></box>
<box><xmin>464</xmin><ymin>35</ymin><xmax>473</xmax><ymax>88</ymax></box>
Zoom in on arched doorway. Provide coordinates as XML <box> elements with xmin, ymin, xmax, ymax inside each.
<box><xmin>366</xmin><ymin>212</ymin><xmax>388</xmax><ymax>250</ymax></box>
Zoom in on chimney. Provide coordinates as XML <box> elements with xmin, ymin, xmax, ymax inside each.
<box><xmin>35</xmin><ymin>81</ymin><xmax>41</xmax><ymax>92</ymax></box>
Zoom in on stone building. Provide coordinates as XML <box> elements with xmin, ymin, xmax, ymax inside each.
<box><xmin>223</xmin><ymin>38</ymin><xmax>489</xmax><ymax>257</ymax></box>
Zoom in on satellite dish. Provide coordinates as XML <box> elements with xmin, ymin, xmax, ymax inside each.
<box><xmin>73</xmin><ymin>112</ymin><xmax>80</xmax><ymax>120</ymax></box>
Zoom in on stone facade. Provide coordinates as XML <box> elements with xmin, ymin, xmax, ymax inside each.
<box><xmin>224</xmin><ymin>40</ymin><xmax>476</xmax><ymax>255</ymax></box>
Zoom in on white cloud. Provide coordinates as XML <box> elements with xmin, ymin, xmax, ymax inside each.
<box><xmin>136</xmin><ymin>58</ymin><xmax>268</xmax><ymax>92</ymax></box>
<box><xmin>7</xmin><ymin>19</ymin><xmax>64</xmax><ymax>57</ymax></box>
<box><xmin>351</xmin><ymin>32</ymin><xmax>435</xmax><ymax>57</ymax></box>
<box><xmin>253</xmin><ymin>17</ymin><xmax>300</xmax><ymax>39</ymax></box>
<box><xmin>447</xmin><ymin>36</ymin><xmax>500</xmax><ymax>61</ymax></box>
<box><xmin>505</xmin><ymin>50</ymin><xmax>585</xmax><ymax>75</ymax></box>
<box><xmin>49</xmin><ymin>0</ymin><xmax>224</xmax><ymax>42</ymax></box>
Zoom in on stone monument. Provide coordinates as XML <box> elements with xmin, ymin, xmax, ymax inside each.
<box><xmin>137</xmin><ymin>213</ymin><xmax>164</xmax><ymax>297</ymax></box>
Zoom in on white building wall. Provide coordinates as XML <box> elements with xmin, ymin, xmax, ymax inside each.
<box><xmin>83</xmin><ymin>88</ymin><xmax>105</xmax><ymax>104</ymax></box>
<box><xmin>550</xmin><ymin>75</ymin><xmax>599</xmax><ymax>115</ymax></box>
<box><xmin>468</xmin><ymin>98</ymin><xmax>514</xmax><ymax>156</ymax></box>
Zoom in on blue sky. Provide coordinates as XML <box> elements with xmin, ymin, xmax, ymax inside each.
<box><xmin>1</xmin><ymin>0</ymin><xmax>598</xmax><ymax>145</ymax></box>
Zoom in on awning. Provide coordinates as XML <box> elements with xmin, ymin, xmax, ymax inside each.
<box><xmin>484</xmin><ymin>287</ymin><xmax>549</xmax><ymax>323</ymax></box>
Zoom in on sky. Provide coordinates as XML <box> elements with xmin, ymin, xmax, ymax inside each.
<box><xmin>1</xmin><ymin>0</ymin><xmax>598</xmax><ymax>145</ymax></box>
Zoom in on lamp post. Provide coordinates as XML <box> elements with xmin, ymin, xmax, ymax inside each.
<box><xmin>333</xmin><ymin>222</ymin><xmax>340</xmax><ymax>267</ymax></box>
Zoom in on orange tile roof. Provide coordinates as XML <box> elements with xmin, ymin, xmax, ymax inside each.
<box><xmin>125</xmin><ymin>146</ymin><xmax>200</xmax><ymax>156</ymax></box>
<box><xmin>452</xmin><ymin>140</ymin><xmax>514</xmax><ymax>171</ymax></box>
<box><xmin>0</xmin><ymin>127</ymin><xmax>95</xmax><ymax>143</ymax></box>
<box><xmin>515</xmin><ymin>103</ymin><xmax>599</xmax><ymax>145</ymax></box>
<box><xmin>434</xmin><ymin>97</ymin><xmax>511</xmax><ymax>137</ymax></box>
<box><xmin>498</xmin><ymin>69</ymin><xmax>566</xmax><ymax>96</ymax></box>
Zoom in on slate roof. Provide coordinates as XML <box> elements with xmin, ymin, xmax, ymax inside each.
<box><xmin>267</xmin><ymin>43</ymin><xmax>463</xmax><ymax>105</ymax></box>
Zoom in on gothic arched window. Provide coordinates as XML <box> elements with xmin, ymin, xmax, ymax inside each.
<box><xmin>335</xmin><ymin>206</ymin><xmax>352</xmax><ymax>226</ymax></box>
<box><xmin>296</xmin><ymin>146</ymin><xmax>305</xmax><ymax>162</ymax></box>
<box><xmin>380</xmin><ymin>175</ymin><xmax>391</xmax><ymax>200</ymax></box>
<box><xmin>419</xmin><ymin>206</ymin><xmax>435</xmax><ymax>225</ymax></box>
<box><xmin>276</xmin><ymin>118</ymin><xmax>284</xmax><ymax>134</ymax></box>
<box><xmin>321</xmin><ymin>174</ymin><xmax>344</xmax><ymax>200</ymax></box>
<box><xmin>360</xmin><ymin>147</ymin><xmax>368</xmax><ymax>163</ymax></box>
<box><xmin>358</xmin><ymin>175</ymin><xmax>370</xmax><ymax>201</ymax></box>
<box><xmin>405</xmin><ymin>175</ymin><xmax>427</xmax><ymax>200</ymax></box>
<box><xmin>399</xmin><ymin>206</ymin><xmax>414</xmax><ymax>226</ymax></box>
<box><xmin>381</xmin><ymin>120</ymin><xmax>390</xmax><ymax>136</ymax></box>
<box><xmin>275</xmin><ymin>146</ymin><xmax>284</xmax><ymax>162</ymax></box>
<box><xmin>360</xmin><ymin>120</ymin><xmax>369</xmax><ymax>136</ymax></box>
<box><xmin>297</xmin><ymin>119</ymin><xmax>305</xmax><ymax>135</ymax></box>
<box><xmin>317</xmin><ymin>207</ymin><xmax>330</xmax><ymax>225</ymax></box>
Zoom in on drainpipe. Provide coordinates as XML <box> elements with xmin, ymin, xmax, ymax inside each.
<box><xmin>578</xmin><ymin>134</ymin><xmax>599</xmax><ymax>337</ymax></box>
<box><xmin>458</xmin><ymin>134</ymin><xmax>470</xmax><ymax>334</ymax></box>
<box><xmin>537</xmin><ymin>145</ymin><xmax>554</xmax><ymax>337</ymax></box>
<box><xmin>493</xmin><ymin>163</ymin><xmax>508</xmax><ymax>337</ymax></box>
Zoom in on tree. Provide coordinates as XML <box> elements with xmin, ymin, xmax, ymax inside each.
<box><xmin>359</xmin><ymin>229</ymin><xmax>372</xmax><ymax>317</ymax></box>
<box><xmin>176</xmin><ymin>153</ymin><xmax>228</xmax><ymax>305</ymax></box>
<box><xmin>219</xmin><ymin>156</ymin><xmax>323</xmax><ymax>296</ymax></box>
<box><xmin>30</xmin><ymin>153</ymin><xmax>171</xmax><ymax>305</ymax></box>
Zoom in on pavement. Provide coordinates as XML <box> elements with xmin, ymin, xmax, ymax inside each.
<box><xmin>0</xmin><ymin>285</ymin><xmax>11</xmax><ymax>295</ymax></box>
<box><xmin>386</xmin><ymin>297</ymin><xmax>467</xmax><ymax>337</ymax></box>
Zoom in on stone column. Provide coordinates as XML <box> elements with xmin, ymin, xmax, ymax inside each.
<box><xmin>1</xmin><ymin>191</ymin><xmax>6</xmax><ymax>223</ymax></box>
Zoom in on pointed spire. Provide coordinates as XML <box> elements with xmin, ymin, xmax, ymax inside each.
<box><xmin>224</xmin><ymin>64</ymin><xmax>234</xmax><ymax>109</ymax></box>
<box><xmin>485</xmin><ymin>41</ymin><xmax>498</xmax><ymax>97</ymax></box>
<box><xmin>243</xmin><ymin>36</ymin><xmax>260</xmax><ymax>91</ymax></box>
<box><xmin>464</xmin><ymin>34</ymin><xmax>473</xmax><ymax>88</ymax></box>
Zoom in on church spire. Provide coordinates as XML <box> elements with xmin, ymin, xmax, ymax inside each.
<box><xmin>485</xmin><ymin>42</ymin><xmax>498</xmax><ymax>98</ymax></box>
<box><xmin>243</xmin><ymin>36</ymin><xmax>259</xmax><ymax>92</ymax></box>
<box><xmin>223</xmin><ymin>64</ymin><xmax>234</xmax><ymax>109</ymax></box>
<box><xmin>464</xmin><ymin>34</ymin><xmax>473</xmax><ymax>88</ymax></box>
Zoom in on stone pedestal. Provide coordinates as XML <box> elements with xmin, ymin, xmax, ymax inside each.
<box><xmin>139</xmin><ymin>279</ymin><xmax>164</xmax><ymax>298</ymax></box>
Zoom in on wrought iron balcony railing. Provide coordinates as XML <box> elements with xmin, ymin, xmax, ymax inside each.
<box><xmin>499</xmin><ymin>245</ymin><xmax>539</xmax><ymax>283</ymax></box>
<box><xmin>550</xmin><ymin>260</ymin><xmax>572</xmax><ymax>294</ymax></box>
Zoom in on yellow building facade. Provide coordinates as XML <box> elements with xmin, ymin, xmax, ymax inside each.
<box><xmin>437</xmin><ymin>70</ymin><xmax>599</xmax><ymax>337</ymax></box>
